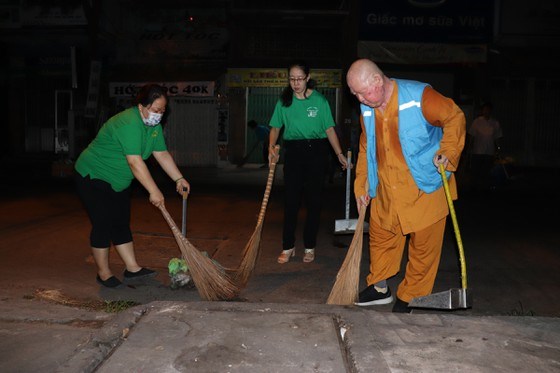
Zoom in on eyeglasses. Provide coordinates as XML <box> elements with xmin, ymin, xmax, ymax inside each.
<box><xmin>289</xmin><ymin>76</ymin><xmax>307</xmax><ymax>83</ymax></box>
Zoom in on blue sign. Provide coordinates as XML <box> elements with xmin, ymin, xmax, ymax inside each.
<box><xmin>359</xmin><ymin>0</ymin><xmax>493</xmax><ymax>44</ymax></box>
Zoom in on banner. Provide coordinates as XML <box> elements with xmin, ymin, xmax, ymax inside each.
<box><xmin>359</xmin><ymin>0</ymin><xmax>492</xmax><ymax>44</ymax></box>
<box><xmin>227</xmin><ymin>68</ymin><xmax>341</xmax><ymax>88</ymax></box>
<box><xmin>109</xmin><ymin>82</ymin><xmax>215</xmax><ymax>98</ymax></box>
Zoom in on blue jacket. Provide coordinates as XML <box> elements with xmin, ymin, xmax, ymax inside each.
<box><xmin>362</xmin><ymin>79</ymin><xmax>450</xmax><ymax>197</ymax></box>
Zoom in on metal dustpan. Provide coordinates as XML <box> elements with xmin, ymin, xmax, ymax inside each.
<box><xmin>334</xmin><ymin>150</ymin><xmax>369</xmax><ymax>235</ymax></box>
<box><xmin>409</xmin><ymin>164</ymin><xmax>472</xmax><ymax>310</ymax></box>
<box><xmin>409</xmin><ymin>287</ymin><xmax>472</xmax><ymax>310</ymax></box>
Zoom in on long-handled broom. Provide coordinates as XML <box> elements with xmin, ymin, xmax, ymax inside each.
<box><xmin>327</xmin><ymin>204</ymin><xmax>367</xmax><ymax>305</ymax></box>
<box><xmin>234</xmin><ymin>145</ymin><xmax>280</xmax><ymax>287</ymax></box>
<box><xmin>408</xmin><ymin>164</ymin><xmax>472</xmax><ymax>310</ymax></box>
<box><xmin>159</xmin><ymin>205</ymin><xmax>239</xmax><ymax>301</ymax></box>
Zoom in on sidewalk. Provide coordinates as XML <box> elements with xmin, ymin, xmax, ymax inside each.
<box><xmin>1</xmin><ymin>298</ymin><xmax>559</xmax><ymax>372</ymax></box>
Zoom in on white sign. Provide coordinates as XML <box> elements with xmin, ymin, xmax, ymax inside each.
<box><xmin>109</xmin><ymin>82</ymin><xmax>215</xmax><ymax>97</ymax></box>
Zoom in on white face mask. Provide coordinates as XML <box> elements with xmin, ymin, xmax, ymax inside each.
<box><xmin>143</xmin><ymin>111</ymin><xmax>163</xmax><ymax>126</ymax></box>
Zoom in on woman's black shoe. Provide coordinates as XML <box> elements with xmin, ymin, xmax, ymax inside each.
<box><xmin>96</xmin><ymin>275</ymin><xmax>123</xmax><ymax>288</ymax></box>
<box><xmin>123</xmin><ymin>267</ymin><xmax>157</xmax><ymax>280</ymax></box>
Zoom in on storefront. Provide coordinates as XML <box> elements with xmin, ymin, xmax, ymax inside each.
<box><xmin>108</xmin><ymin>81</ymin><xmax>224</xmax><ymax>167</ymax></box>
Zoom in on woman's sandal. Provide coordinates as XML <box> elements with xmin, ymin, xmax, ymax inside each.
<box><xmin>277</xmin><ymin>248</ymin><xmax>295</xmax><ymax>264</ymax></box>
<box><xmin>303</xmin><ymin>248</ymin><xmax>315</xmax><ymax>263</ymax></box>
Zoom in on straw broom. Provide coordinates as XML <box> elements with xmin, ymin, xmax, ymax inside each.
<box><xmin>327</xmin><ymin>204</ymin><xmax>367</xmax><ymax>305</ymax></box>
<box><xmin>234</xmin><ymin>145</ymin><xmax>280</xmax><ymax>287</ymax></box>
<box><xmin>159</xmin><ymin>205</ymin><xmax>239</xmax><ymax>301</ymax></box>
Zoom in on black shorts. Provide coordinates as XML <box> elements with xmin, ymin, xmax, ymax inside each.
<box><xmin>74</xmin><ymin>173</ymin><xmax>133</xmax><ymax>248</ymax></box>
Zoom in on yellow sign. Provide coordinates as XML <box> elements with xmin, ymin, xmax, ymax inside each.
<box><xmin>227</xmin><ymin>68</ymin><xmax>341</xmax><ymax>88</ymax></box>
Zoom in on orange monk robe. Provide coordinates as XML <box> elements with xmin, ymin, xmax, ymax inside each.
<box><xmin>354</xmin><ymin>82</ymin><xmax>466</xmax><ymax>300</ymax></box>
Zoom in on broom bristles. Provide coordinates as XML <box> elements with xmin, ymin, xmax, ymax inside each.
<box><xmin>159</xmin><ymin>206</ymin><xmax>239</xmax><ymax>301</ymax></box>
<box><xmin>234</xmin><ymin>224</ymin><xmax>263</xmax><ymax>286</ymax></box>
<box><xmin>234</xmin><ymin>155</ymin><xmax>278</xmax><ymax>287</ymax></box>
<box><xmin>327</xmin><ymin>206</ymin><xmax>366</xmax><ymax>305</ymax></box>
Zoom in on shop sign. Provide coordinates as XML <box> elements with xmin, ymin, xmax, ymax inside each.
<box><xmin>109</xmin><ymin>82</ymin><xmax>215</xmax><ymax>97</ymax></box>
<box><xmin>227</xmin><ymin>69</ymin><xmax>341</xmax><ymax>88</ymax></box>
<box><xmin>359</xmin><ymin>0</ymin><xmax>492</xmax><ymax>44</ymax></box>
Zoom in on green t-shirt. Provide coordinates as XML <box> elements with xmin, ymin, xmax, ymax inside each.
<box><xmin>269</xmin><ymin>90</ymin><xmax>335</xmax><ymax>140</ymax></box>
<box><xmin>75</xmin><ymin>107</ymin><xmax>167</xmax><ymax>192</ymax></box>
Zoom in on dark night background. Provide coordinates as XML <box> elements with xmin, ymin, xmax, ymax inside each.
<box><xmin>1</xmin><ymin>0</ymin><xmax>559</xmax><ymax>172</ymax></box>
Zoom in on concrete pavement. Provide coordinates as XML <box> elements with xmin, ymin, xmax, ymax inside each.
<box><xmin>1</xmin><ymin>160</ymin><xmax>560</xmax><ymax>372</ymax></box>
<box><xmin>2</xmin><ymin>298</ymin><xmax>559</xmax><ymax>372</ymax></box>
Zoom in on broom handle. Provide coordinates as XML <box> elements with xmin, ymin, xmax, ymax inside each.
<box><xmin>439</xmin><ymin>164</ymin><xmax>468</xmax><ymax>290</ymax></box>
<box><xmin>257</xmin><ymin>145</ymin><xmax>280</xmax><ymax>225</ymax></box>
<box><xmin>159</xmin><ymin>204</ymin><xmax>202</xmax><ymax>263</ymax></box>
<box><xmin>345</xmin><ymin>150</ymin><xmax>352</xmax><ymax>220</ymax></box>
<box><xmin>159</xmin><ymin>204</ymin><xmax>185</xmax><ymax>245</ymax></box>
<box><xmin>159</xmin><ymin>204</ymin><xmax>192</xmax><ymax>265</ymax></box>
<box><xmin>181</xmin><ymin>188</ymin><xmax>187</xmax><ymax>237</ymax></box>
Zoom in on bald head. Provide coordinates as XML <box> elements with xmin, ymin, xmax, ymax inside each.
<box><xmin>346</xmin><ymin>59</ymin><xmax>390</xmax><ymax>109</ymax></box>
<box><xmin>346</xmin><ymin>59</ymin><xmax>383</xmax><ymax>88</ymax></box>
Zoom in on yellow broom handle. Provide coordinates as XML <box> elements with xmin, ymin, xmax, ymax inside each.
<box><xmin>257</xmin><ymin>145</ymin><xmax>280</xmax><ymax>225</ymax></box>
<box><xmin>439</xmin><ymin>164</ymin><xmax>468</xmax><ymax>290</ymax></box>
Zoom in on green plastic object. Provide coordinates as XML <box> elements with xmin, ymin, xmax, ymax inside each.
<box><xmin>168</xmin><ymin>258</ymin><xmax>189</xmax><ymax>276</ymax></box>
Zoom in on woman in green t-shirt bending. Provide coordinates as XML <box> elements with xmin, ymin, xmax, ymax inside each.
<box><xmin>74</xmin><ymin>84</ymin><xmax>190</xmax><ymax>288</ymax></box>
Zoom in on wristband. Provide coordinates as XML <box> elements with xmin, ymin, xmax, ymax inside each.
<box><xmin>174</xmin><ymin>177</ymin><xmax>184</xmax><ymax>183</ymax></box>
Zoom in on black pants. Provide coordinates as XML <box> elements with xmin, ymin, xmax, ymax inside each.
<box><xmin>282</xmin><ymin>139</ymin><xmax>329</xmax><ymax>250</ymax></box>
<box><xmin>74</xmin><ymin>173</ymin><xmax>133</xmax><ymax>248</ymax></box>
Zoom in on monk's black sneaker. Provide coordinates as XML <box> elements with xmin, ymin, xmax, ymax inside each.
<box><xmin>392</xmin><ymin>298</ymin><xmax>412</xmax><ymax>313</ymax></box>
<box><xmin>355</xmin><ymin>284</ymin><xmax>394</xmax><ymax>306</ymax></box>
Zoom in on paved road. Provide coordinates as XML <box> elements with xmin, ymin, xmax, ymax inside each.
<box><xmin>1</xmin><ymin>162</ymin><xmax>559</xmax><ymax>317</ymax></box>
<box><xmin>1</xmin><ymin>161</ymin><xmax>560</xmax><ymax>372</ymax></box>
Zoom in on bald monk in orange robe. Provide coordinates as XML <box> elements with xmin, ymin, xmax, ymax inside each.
<box><xmin>346</xmin><ymin>59</ymin><xmax>466</xmax><ymax>313</ymax></box>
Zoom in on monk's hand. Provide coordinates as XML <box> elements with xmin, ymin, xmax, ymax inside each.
<box><xmin>433</xmin><ymin>154</ymin><xmax>449</xmax><ymax>169</ymax></box>
<box><xmin>356</xmin><ymin>194</ymin><xmax>370</xmax><ymax>211</ymax></box>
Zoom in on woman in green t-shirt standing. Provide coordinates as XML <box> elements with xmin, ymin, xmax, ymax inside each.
<box><xmin>74</xmin><ymin>84</ymin><xmax>190</xmax><ymax>288</ymax></box>
<box><xmin>268</xmin><ymin>60</ymin><xmax>349</xmax><ymax>264</ymax></box>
